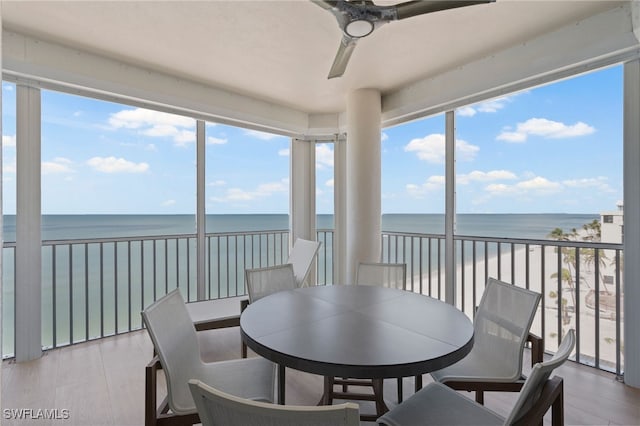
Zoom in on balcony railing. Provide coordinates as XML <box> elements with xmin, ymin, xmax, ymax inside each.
<box><xmin>2</xmin><ymin>229</ymin><xmax>623</xmax><ymax>379</ymax></box>
<box><xmin>382</xmin><ymin>231</ymin><xmax>624</xmax><ymax>377</ymax></box>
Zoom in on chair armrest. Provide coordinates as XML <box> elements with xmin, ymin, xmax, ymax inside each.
<box><xmin>527</xmin><ymin>332</ymin><xmax>544</xmax><ymax>366</ymax></box>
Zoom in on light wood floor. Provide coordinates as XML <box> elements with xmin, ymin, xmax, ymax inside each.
<box><xmin>2</xmin><ymin>327</ymin><xmax>639</xmax><ymax>426</ymax></box>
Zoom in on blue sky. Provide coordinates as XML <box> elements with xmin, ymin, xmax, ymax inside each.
<box><xmin>2</xmin><ymin>64</ymin><xmax>623</xmax><ymax>215</ymax></box>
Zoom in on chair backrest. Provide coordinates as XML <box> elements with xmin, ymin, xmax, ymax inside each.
<box><xmin>474</xmin><ymin>278</ymin><xmax>541</xmax><ymax>382</ymax></box>
<box><xmin>286</xmin><ymin>238</ymin><xmax>321</xmax><ymax>287</ymax></box>
<box><xmin>189</xmin><ymin>379</ymin><xmax>360</xmax><ymax>426</ymax></box>
<box><xmin>141</xmin><ymin>289</ymin><xmax>203</xmax><ymax>415</ymax></box>
<box><xmin>355</xmin><ymin>262</ymin><xmax>406</xmax><ymax>290</ymax></box>
<box><xmin>504</xmin><ymin>329</ymin><xmax>576</xmax><ymax>425</ymax></box>
<box><xmin>245</xmin><ymin>263</ymin><xmax>297</xmax><ymax>303</ymax></box>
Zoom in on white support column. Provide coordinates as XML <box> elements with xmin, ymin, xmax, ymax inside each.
<box><xmin>290</xmin><ymin>138</ymin><xmax>316</xmax><ymax>243</ymax></box>
<box><xmin>345</xmin><ymin>89</ymin><xmax>381</xmax><ymax>284</ymax></box>
<box><xmin>333</xmin><ymin>135</ymin><xmax>347</xmax><ymax>285</ymax></box>
<box><xmin>445</xmin><ymin>111</ymin><xmax>456</xmax><ymax>305</ymax></box>
<box><xmin>290</xmin><ymin>138</ymin><xmax>317</xmax><ymax>284</ymax></box>
<box><xmin>196</xmin><ymin>120</ymin><xmax>206</xmax><ymax>300</ymax></box>
<box><xmin>0</xmin><ymin>9</ymin><xmax>4</xmax><ymax>392</ymax></box>
<box><xmin>623</xmin><ymin>60</ymin><xmax>640</xmax><ymax>388</ymax></box>
<box><xmin>15</xmin><ymin>84</ymin><xmax>42</xmax><ymax>362</ymax></box>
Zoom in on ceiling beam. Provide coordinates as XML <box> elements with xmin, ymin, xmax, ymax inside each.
<box><xmin>2</xmin><ymin>30</ymin><xmax>311</xmax><ymax>137</ymax></box>
<box><xmin>381</xmin><ymin>3</ymin><xmax>640</xmax><ymax>127</ymax></box>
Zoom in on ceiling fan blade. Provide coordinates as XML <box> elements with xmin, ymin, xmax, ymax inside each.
<box><xmin>328</xmin><ymin>37</ymin><xmax>357</xmax><ymax>79</ymax></box>
<box><xmin>395</xmin><ymin>0</ymin><xmax>494</xmax><ymax>20</ymax></box>
<box><xmin>310</xmin><ymin>0</ymin><xmax>337</xmax><ymax>11</ymax></box>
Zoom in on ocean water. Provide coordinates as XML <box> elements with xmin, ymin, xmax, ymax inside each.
<box><xmin>1</xmin><ymin>213</ymin><xmax>599</xmax><ymax>357</ymax></box>
<box><xmin>2</xmin><ymin>213</ymin><xmax>598</xmax><ymax>241</ymax></box>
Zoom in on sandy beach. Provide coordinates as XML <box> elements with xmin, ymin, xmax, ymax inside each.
<box><xmin>407</xmin><ymin>242</ymin><xmax>622</xmax><ymax>371</ymax></box>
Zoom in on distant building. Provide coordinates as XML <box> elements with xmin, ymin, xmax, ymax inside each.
<box><xmin>601</xmin><ymin>202</ymin><xmax>623</xmax><ymax>244</ymax></box>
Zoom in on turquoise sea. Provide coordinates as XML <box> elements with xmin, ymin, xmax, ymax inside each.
<box><xmin>2</xmin><ymin>213</ymin><xmax>598</xmax><ymax>357</ymax></box>
<box><xmin>2</xmin><ymin>212</ymin><xmax>599</xmax><ymax>241</ymax></box>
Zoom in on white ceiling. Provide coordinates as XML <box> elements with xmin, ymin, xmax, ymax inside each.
<box><xmin>1</xmin><ymin>0</ymin><xmax>624</xmax><ymax>117</ymax></box>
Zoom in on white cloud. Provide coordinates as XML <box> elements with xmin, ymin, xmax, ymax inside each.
<box><xmin>485</xmin><ymin>183</ymin><xmax>516</xmax><ymax>195</ymax></box>
<box><xmin>208</xmin><ymin>136</ymin><xmax>228</xmax><ymax>145</ymax></box>
<box><xmin>404</xmin><ymin>134</ymin><xmax>479</xmax><ymax>163</ymax></box>
<box><xmin>3</xmin><ymin>158</ymin><xmax>16</xmax><ymax>174</ymax></box>
<box><xmin>457</xmin><ymin>170</ymin><xmax>517</xmax><ymax>185</ymax></box>
<box><xmin>87</xmin><ymin>156</ymin><xmax>149</xmax><ymax>173</ymax></box>
<box><xmin>108</xmin><ymin>108</ymin><xmax>195</xmax><ymax>146</ymax></box>
<box><xmin>3</xmin><ymin>83</ymin><xmax>14</xmax><ymax>91</ymax></box>
<box><xmin>406</xmin><ymin>175</ymin><xmax>445</xmax><ymax>197</ymax></box>
<box><xmin>244</xmin><ymin>129</ymin><xmax>282</xmax><ymax>140</ymax></box>
<box><xmin>278</xmin><ymin>148</ymin><xmax>290</xmax><ymax>156</ymax></box>
<box><xmin>477</xmin><ymin>97</ymin><xmax>510</xmax><ymax>113</ymax></box>
<box><xmin>145</xmin><ymin>144</ymin><xmax>157</xmax><ymax>151</ymax></box>
<box><xmin>73</xmin><ymin>111</ymin><xmax>83</xmax><ymax>117</ymax></box>
<box><xmin>562</xmin><ymin>176</ymin><xmax>614</xmax><ymax>193</ymax></box>
<box><xmin>208</xmin><ymin>180</ymin><xmax>227</xmax><ymax>187</ymax></box>
<box><xmin>3</xmin><ymin>134</ymin><xmax>16</xmax><ymax>147</ymax></box>
<box><xmin>162</xmin><ymin>199</ymin><xmax>176</xmax><ymax>207</ymax></box>
<box><xmin>458</xmin><ymin>95</ymin><xmax>516</xmax><ymax>117</ymax></box>
<box><xmin>516</xmin><ymin>176</ymin><xmax>562</xmax><ymax>192</ymax></box>
<box><xmin>109</xmin><ymin>108</ymin><xmax>194</xmax><ymax>129</ymax></box>
<box><xmin>457</xmin><ymin>106</ymin><xmax>477</xmax><ymax>117</ymax></box>
<box><xmin>42</xmin><ymin>157</ymin><xmax>74</xmax><ymax>175</ymax></box>
<box><xmin>211</xmin><ymin>178</ymin><xmax>288</xmax><ymax>203</ymax></box>
<box><xmin>484</xmin><ymin>176</ymin><xmax>562</xmax><ymax>196</ymax></box>
<box><xmin>256</xmin><ymin>180</ymin><xmax>288</xmax><ymax>193</ymax></box>
<box><xmin>381</xmin><ymin>132</ymin><xmax>389</xmax><ymax>142</ymax></box>
<box><xmin>316</xmin><ymin>144</ymin><xmax>334</xmax><ymax>169</ymax></box>
<box><xmin>325</xmin><ymin>178</ymin><xmax>334</xmax><ymax>187</ymax></box>
<box><xmin>497</xmin><ymin>118</ymin><xmax>595</xmax><ymax>142</ymax></box>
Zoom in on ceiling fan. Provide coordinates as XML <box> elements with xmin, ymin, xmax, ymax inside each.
<box><xmin>312</xmin><ymin>0</ymin><xmax>495</xmax><ymax>79</ymax></box>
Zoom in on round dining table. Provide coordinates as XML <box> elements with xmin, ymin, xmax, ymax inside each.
<box><xmin>240</xmin><ymin>284</ymin><xmax>474</xmax><ymax>415</ymax></box>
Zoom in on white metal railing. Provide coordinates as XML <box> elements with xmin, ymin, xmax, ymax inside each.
<box><xmin>382</xmin><ymin>231</ymin><xmax>624</xmax><ymax>378</ymax></box>
<box><xmin>2</xmin><ymin>229</ymin><xmax>623</xmax><ymax>378</ymax></box>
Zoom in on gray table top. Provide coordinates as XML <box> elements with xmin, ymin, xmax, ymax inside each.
<box><xmin>240</xmin><ymin>285</ymin><xmax>474</xmax><ymax>379</ymax></box>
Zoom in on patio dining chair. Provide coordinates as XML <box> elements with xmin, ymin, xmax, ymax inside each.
<box><xmin>326</xmin><ymin>262</ymin><xmax>407</xmax><ymax>420</ymax></box>
<box><xmin>377</xmin><ymin>329</ymin><xmax>575</xmax><ymax>426</ymax></box>
<box><xmin>431</xmin><ymin>277</ymin><xmax>542</xmax><ymax>404</ymax></box>
<box><xmin>355</xmin><ymin>262</ymin><xmax>407</xmax><ymax>289</ymax></box>
<box><xmin>189</xmin><ymin>379</ymin><xmax>360</xmax><ymax>426</ymax></box>
<box><xmin>142</xmin><ymin>289</ymin><xmax>276</xmax><ymax>426</ymax></box>
<box><xmin>242</xmin><ymin>263</ymin><xmax>297</xmax><ymax>358</ymax></box>
<box><xmin>287</xmin><ymin>238</ymin><xmax>322</xmax><ymax>287</ymax></box>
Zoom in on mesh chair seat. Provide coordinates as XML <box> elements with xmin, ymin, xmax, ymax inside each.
<box><xmin>431</xmin><ymin>277</ymin><xmax>542</xmax><ymax>402</ymax></box>
<box><xmin>378</xmin><ymin>330</ymin><xmax>576</xmax><ymax>426</ymax></box>
<box><xmin>142</xmin><ymin>290</ymin><xmax>276</xmax><ymax>422</ymax></box>
<box><xmin>246</xmin><ymin>263</ymin><xmax>297</xmax><ymax>303</ymax></box>
<box><xmin>287</xmin><ymin>238</ymin><xmax>321</xmax><ymax>287</ymax></box>
<box><xmin>189</xmin><ymin>379</ymin><xmax>359</xmax><ymax>426</ymax></box>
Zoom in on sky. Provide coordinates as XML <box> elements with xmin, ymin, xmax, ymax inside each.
<box><xmin>1</xmin><ymin>64</ymin><xmax>623</xmax><ymax>216</ymax></box>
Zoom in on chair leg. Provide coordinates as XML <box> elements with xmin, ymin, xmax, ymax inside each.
<box><xmin>414</xmin><ymin>374</ymin><xmax>423</xmax><ymax>392</ymax></box>
<box><xmin>551</xmin><ymin>381</ymin><xmax>564</xmax><ymax>426</ymax></box>
<box><xmin>145</xmin><ymin>357</ymin><xmax>160</xmax><ymax>426</ymax></box>
<box><xmin>397</xmin><ymin>377</ymin><xmax>403</xmax><ymax>403</ymax></box>
<box><xmin>322</xmin><ymin>376</ymin><xmax>334</xmax><ymax>406</ymax></box>
<box><xmin>372</xmin><ymin>378</ymin><xmax>388</xmax><ymax>417</ymax></box>
<box><xmin>241</xmin><ymin>341</ymin><xmax>247</xmax><ymax>358</ymax></box>
<box><xmin>475</xmin><ymin>390</ymin><xmax>485</xmax><ymax>405</ymax></box>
